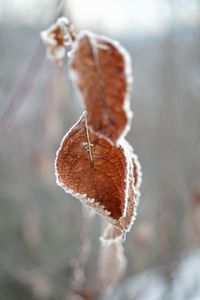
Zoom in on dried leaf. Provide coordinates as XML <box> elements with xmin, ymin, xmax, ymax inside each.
<box><xmin>55</xmin><ymin>113</ymin><xmax>130</xmax><ymax>222</ymax></box>
<box><xmin>101</xmin><ymin>144</ymin><xmax>142</xmax><ymax>243</ymax></box>
<box><xmin>120</xmin><ymin>145</ymin><xmax>142</xmax><ymax>230</ymax></box>
<box><xmin>119</xmin><ymin>156</ymin><xmax>138</xmax><ymax>231</ymax></box>
<box><xmin>40</xmin><ymin>17</ymin><xmax>75</xmax><ymax>67</ymax></box>
<box><xmin>70</xmin><ymin>31</ymin><xmax>132</xmax><ymax>143</ymax></box>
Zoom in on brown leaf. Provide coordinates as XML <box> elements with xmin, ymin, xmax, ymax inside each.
<box><xmin>55</xmin><ymin>113</ymin><xmax>129</xmax><ymax>221</ymax></box>
<box><xmin>120</xmin><ymin>145</ymin><xmax>142</xmax><ymax>232</ymax></box>
<box><xmin>120</xmin><ymin>156</ymin><xmax>138</xmax><ymax>232</ymax></box>
<box><xmin>101</xmin><ymin>145</ymin><xmax>142</xmax><ymax>243</ymax></box>
<box><xmin>70</xmin><ymin>32</ymin><xmax>132</xmax><ymax>143</ymax></box>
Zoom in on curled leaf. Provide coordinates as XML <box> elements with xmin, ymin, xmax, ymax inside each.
<box><xmin>70</xmin><ymin>31</ymin><xmax>133</xmax><ymax>143</ymax></box>
<box><xmin>55</xmin><ymin>113</ymin><xmax>130</xmax><ymax>222</ymax></box>
<box><xmin>101</xmin><ymin>144</ymin><xmax>142</xmax><ymax>243</ymax></box>
<box><xmin>40</xmin><ymin>17</ymin><xmax>75</xmax><ymax>66</ymax></box>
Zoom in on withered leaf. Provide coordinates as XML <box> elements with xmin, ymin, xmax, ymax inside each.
<box><xmin>101</xmin><ymin>147</ymin><xmax>142</xmax><ymax>243</ymax></box>
<box><xmin>40</xmin><ymin>17</ymin><xmax>75</xmax><ymax>67</ymax></box>
<box><xmin>70</xmin><ymin>31</ymin><xmax>132</xmax><ymax>143</ymax></box>
<box><xmin>55</xmin><ymin>113</ymin><xmax>129</xmax><ymax>221</ymax></box>
<box><xmin>119</xmin><ymin>156</ymin><xmax>138</xmax><ymax>232</ymax></box>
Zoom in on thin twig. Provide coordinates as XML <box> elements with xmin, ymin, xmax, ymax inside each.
<box><xmin>0</xmin><ymin>0</ymin><xmax>65</xmax><ymax>140</ymax></box>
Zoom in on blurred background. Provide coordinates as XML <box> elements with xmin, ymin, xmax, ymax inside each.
<box><xmin>0</xmin><ymin>0</ymin><xmax>200</xmax><ymax>299</ymax></box>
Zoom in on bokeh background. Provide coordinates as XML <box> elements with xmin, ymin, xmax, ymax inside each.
<box><xmin>0</xmin><ymin>0</ymin><xmax>200</xmax><ymax>299</ymax></box>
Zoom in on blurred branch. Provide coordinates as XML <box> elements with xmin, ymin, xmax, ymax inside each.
<box><xmin>65</xmin><ymin>206</ymin><xmax>95</xmax><ymax>299</ymax></box>
<box><xmin>0</xmin><ymin>42</ymin><xmax>45</xmax><ymax>139</ymax></box>
<box><xmin>0</xmin><ymin>0</ymin><xmax>67</xmax><ymax>140</ymax></box>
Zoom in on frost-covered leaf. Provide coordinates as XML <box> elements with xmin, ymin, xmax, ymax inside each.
<box><xmin>120</xmin><ymin>145</ymin><xmax>142</xmax><ymax>231</ymax></box>
<box><xmin>101</xmin><ymin>146</ymin><xmax>142</xmax><ymax>243</ymax></box>
<box><xmin>40</xmin><ymin>17</ymin><xmax>75</xmax><ymax>67</ymax></box>
<box><xmin>55</xmin><ymin>113</ymin><xmax>130</xmax><ymax>221</ymax></box>
<box><xmin>70</xmin><ymin>31</ymin><xmax>132</xmax><ymax>143</ymax></box>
